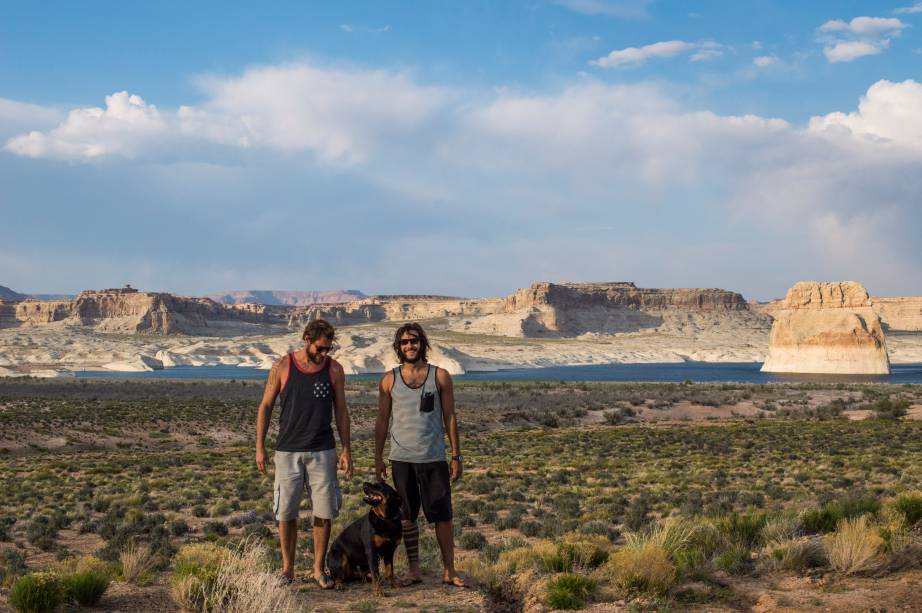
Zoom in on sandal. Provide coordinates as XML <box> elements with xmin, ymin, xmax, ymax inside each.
<box><xmin>399</xmin><ymin>576</ymin><xmax>423</xmax><ymax>587</ymax></box>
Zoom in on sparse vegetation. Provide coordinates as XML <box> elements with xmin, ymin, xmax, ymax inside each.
<box><xmin>1</xmin><ymin>378</ymin><xmax>921</xmax><ymax>610</ymax></box>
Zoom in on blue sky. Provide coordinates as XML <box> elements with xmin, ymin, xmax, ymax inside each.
<box><xmin>1</xmin><ymin>1</ymin><xmax>921</xmax><ymax>299</ymax></box>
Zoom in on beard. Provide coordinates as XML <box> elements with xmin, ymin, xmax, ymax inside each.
<box><xmin>399</xmin><ymin>348</ymin><xmax>421</xmax><ymax>364</ymax></box>
<box><xmin>307</xmin><ymin>348</ymin><xmax>326</xmax><ymax>364</ymax></box>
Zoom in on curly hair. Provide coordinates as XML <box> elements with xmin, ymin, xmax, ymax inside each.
<box><xmin>302</xmin><ymin>318</ymin><xmax>336</xmax><ymax>342</ymax></box>
<box><xmin>392</xmin><ymin>322</ymin><xmax>430</xmax><ymax>363</ymax></box>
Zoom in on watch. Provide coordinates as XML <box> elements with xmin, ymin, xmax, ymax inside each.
<box><xmin>452</xmin><ymin>455</ymin><xmax>463</xmax><ymax>462</ymax></box>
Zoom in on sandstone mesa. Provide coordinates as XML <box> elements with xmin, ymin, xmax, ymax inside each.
<box><xmin>761</xmin><ymin>281</ymin><xmax>891</xmax><ymax>375</ymax></box>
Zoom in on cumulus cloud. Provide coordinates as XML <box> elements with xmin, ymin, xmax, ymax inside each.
<box><xmin>4</xmin><ymin>64</ymin><xmax>922</xmax><ymax>295</ymax></box>
<box><xmin>808</xmin><ymin>79</ymin><xmax>922</xmax><ymax>150</ymax></box>
<box><xmin>818</xmin><ymin>16</ymin><xmax>906</xmax><ymax>62</ymax></box>
<box><xmin>753</xmin><ymin>55</ymin><xmax>778</xmax><ymax>67</ymax></box>
<box><xmin>591</xmin><ymin>40</ymin><xmax>695</xmax><ymax>67</ymax></box>
<box><xmin>6</xmin><ymin>92</ymin><xmax>165</xmax><ymax>159</ymax></box>
<box><xmin>5</xmin><ymin>63</ymin><xmax>448</xmax><ymax>163</ymax></box>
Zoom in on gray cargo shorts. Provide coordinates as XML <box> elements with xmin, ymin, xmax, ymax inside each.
<box><xmin>273</xmin><ymin>449</ymin><xmax>342</xmax><ymax>521</ymax></box>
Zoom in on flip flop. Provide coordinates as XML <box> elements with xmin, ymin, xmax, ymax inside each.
<box><xmin>313</xmin><ymin>572</ymin><xmax>334</xmax><ymax>590</ymax></box>
<box><xmin>399</xmin><ymin>576</ymin><xmax>424</xmax><ymax>587</ymax></box>
<box><xmin>442</xmin><ymin>575</ymin><xmax>466</xmax><ymax>588</ymax></box>
<box><xmin>277</xmin><ymin>572</ymin><xmax>295</xmax><ymax>586</ymax></box>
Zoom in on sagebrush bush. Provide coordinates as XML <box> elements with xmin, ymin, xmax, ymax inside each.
<box><xmin>459</xmin><ymin>531</ymin><xmax>488</xmax><ymax>551</ymax></box>
<box><xmin>546</xmin><ymin>573</ymin><xmax>597</xmax><ymax>610</ymax></box>
<box><xmin>824</xmin><ymin>516</ymin><xmax>883</xmax><ymax>575</ymax></box>
<box><xmin>801</xmin><ymin>491</ymin><xmax>881</xmax><ymax>534</ymax></box>
<box><xmin>759</xmin><ymin>537</ymin><xmax>825</xmax><ymax>572</ymax></box>
<box><xmin>891</xmin><ymin>491</ymin><xmax>922</xmax><ymax>527</ymax></box>
<box><xmin>9</xmin><ymin>572</ymin><xmax>62</xmax><ymax>613</ymax></box>
<box><xmin>61</xmin><ymin>569</ymin><xmax>110</xmax><ymax>606</ymax></box>
<box><xmin>607</xmin><ymin>542</ymin><xmax>675</xmax><ymax>597</ymax></box>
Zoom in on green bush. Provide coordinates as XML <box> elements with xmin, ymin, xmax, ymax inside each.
<box><xmin>459</xmin><ymin>531</ymin><xmax>487</xmax><ymax>551</ymax></box>
<box><xmin>873</xmin><ymin>398</ymin><xmax>909</xmax><ymax>420</ymax></box>
<box><xmin>715</xmin><ymin>544</ymin><xmax>751</xmax><ymax>575</ymax></box>
<box><xmin>62</xmin><ymin>569</ymin><xmax>110</xmax><ymax>606</ymax></box>
<box><xmin>715</xmin><ymin>512</ymin><xmax>768</xmax><ymax>549</ymax></box>
<box><xmin>546</xmin><ymin>574</ymin><xmax>596</xmax><ymax>610</ymax></box>
<box><xmin>9</xmin><ymin>572</ymin><xmax>62</xmax><ymax>613</ymax></box>
<box><xmin>25</xmin><ymin>516</ymin><xmax>58</xmax><ymax>551</ymax></box>
<box><xmin>801</xmin><ymin>492</ymin><xmax>881</xmax><ymax>534</ymax></box>
<box><xmin>1</xmin><ymin>548</ymin><xmax>29</xmax><ymax>583</ymax></box>
<box><xmin>892</xmin><ymin>492</ymin><xmax>922</xmax><ymax>526</ymax></box>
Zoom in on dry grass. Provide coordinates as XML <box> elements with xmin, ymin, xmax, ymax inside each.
<box><xmin>119</xmin><ymin>539</ymin><xmax>154</xmax><ymax>585</ymax></box>
<box><xmin>824</xmin><ymin>516</ymin><xmax>884</xmax><ymax>575</ymax></box>
<box><xmin>606</xmin><ymin>542</ymin><xmax>676</xmax><ymax>597</ymax></box>
<box><xmin>760</xmin><ymin>537</ymin><xmax>825</xmax><ymax>572</ymax></box>
<box><xmin>207</xmin><ymin>539</ymin><xmax>298</xmax><ymax>613</ymax></box>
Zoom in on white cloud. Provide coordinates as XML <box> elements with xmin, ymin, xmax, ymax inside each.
<box><xmin>690</xmin><ymin>42</ymin><xmax>723</xmax><ymax>62</ymax></box>
<box><xmin>817</xmin><ymin>16</ymin><xmax>906</xmax><ymax>63</ymax></box>
<box><xmin>819</xmin><ymin>16</ymin><xmax>905</xmax><ymax>35</ymax></box>
<box><xmin>753</xmin><ymin>55</ymin><xmax>778</xmax><ymax>67</ymax></box>
<box><xmin>5</xmin><ymin>63</ymin><xmax>449</xmax><ymax>163</ymax></box>
<box><xmin>591</xmin><ymin>40</ymin><xmax>695</xmax><ymax>67</ymax></box>
<box><xmin>808</xmin><ymin>79</ymin><xmax>922</xmax><ymax>150</ymax></box>
<box><xmin>824</xmin><ymin>40</ymin><xmax>888</xmax><ymax>62</ymax></box>
<box><xmin>895</xmin><ymin>2</ymin><xmax>922</xmax><ymax>14</ymax></box>
<box><xmin>5</xmin><ymin>92</ymin><xmax>166</xmax><ymax>159</ymax></box>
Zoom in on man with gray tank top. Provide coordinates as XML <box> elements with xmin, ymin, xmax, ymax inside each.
<box><xmin>255</xmin><ymin>319</ymin><xmax>353</xmax><ymax>588</ymax></box>
<box><xmin>375</xmin><ymin>323</ymin><xmax>465</xmax><ymax>588</ymax></box>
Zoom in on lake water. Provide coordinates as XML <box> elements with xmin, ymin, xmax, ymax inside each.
<box><xmin>74</xmin><ymin>362</ymin><xmax>922</xmax><ymax>384</ymax></box>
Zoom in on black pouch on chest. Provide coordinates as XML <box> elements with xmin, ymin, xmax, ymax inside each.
<box><xmin>419</xmin><ymin>391</ymin><xmax>436</xmax><ymax>413</ymax></box>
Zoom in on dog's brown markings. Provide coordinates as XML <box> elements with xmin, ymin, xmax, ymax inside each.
<box><xmin>373</xmin><ymin>534</ymin><xmax>392</xmax><ymax>547</ymax></box>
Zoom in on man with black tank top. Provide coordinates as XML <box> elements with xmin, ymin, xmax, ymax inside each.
<box><xmin>375</xmin><ymin>322</ymin><xmax>465</xmax><ymax>588</ymax></box>
<box><xmin>255</xmin><ymin>319</ymin><xmax>353</xmax><ymax>588</ymax></box>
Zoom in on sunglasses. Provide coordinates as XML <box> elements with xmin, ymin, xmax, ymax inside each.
<box><xmin>398</xmin><ymin>338</ymin><xmax>421</xmax><ymax>347</ymax></box>
<box><xmin>313</xmin><ymin>344</ymin><xmax>334</xmax><ymax>353</ymax></box>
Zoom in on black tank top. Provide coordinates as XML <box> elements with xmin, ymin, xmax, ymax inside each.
<box><xmin>276</xmin><ymin>354</ymin><xmax>336</xmax><ymax>452</ymax></box>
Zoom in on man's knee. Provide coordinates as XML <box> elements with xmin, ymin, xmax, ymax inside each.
<box><xmin>314</xmin><ymin>516</ymin><xmax>332</xmax><ymax>528</ymax></box>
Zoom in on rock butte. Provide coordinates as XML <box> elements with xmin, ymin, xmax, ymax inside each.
<box><xmin>761</xmin><ymin>281</ymin><xmax>890</xmax><ymax>375</ymax></box>
<box><xmin>0</xmin><ymin>282</ymin><xmax>768</xmax><ymax>339</ymax></box>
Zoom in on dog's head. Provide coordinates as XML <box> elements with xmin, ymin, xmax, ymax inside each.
<box><xmin>363</xmin><ymin>481</ymin><xmax>402</xmax><ymax>520</ymax></box>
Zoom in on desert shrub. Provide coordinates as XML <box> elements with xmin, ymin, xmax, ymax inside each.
<box><xmin>1</xmin><ymin>548</ymin><xmax>29</xmax><ymax>584</ymax></box>
<box><xmin>459</xmin><ymin>531</ymin><xmax>488</xmax><ymax>551</ymax></box>
<box><xmin>715</xmin><ymin>511</ymin><xmax>768</xmax><ymax>550</ymax></box>
<box><xmin>607</xmin><ymin>542</ymin><xmax>675</xmax><ymax>597</ymax></box>
<box><xmin>824</xmin><ymin>516</ymin><xmax>884</xmax><ymax>575</ymax></box>
<box><xmin>519</xmin><ymin>519</ymin><xmax>542</xmax><ymax>537</ymax></box>
<box><xmin>891</xmin><ymin>491</ymin><xmax>922</xmax><ymax>526</ymax></box>
<box><xmin>545</xmin><ymin>573</ymin><xmax>597</xmax><ymax>610</ymax></box>
<box><xmin>801</xmin><ymin>492</ymin><xmax>880</xmax><ymax>534</ymax></box>
<box><xmin>25</xmin><ymin>516</ymin><xmax>57</xmax><ymax>551</ymax></box>
<box><xmin>873</xmin><ymin>397</ymin><xmax>909</xmax><ymax>420</ymax></box>
<box><xmin>759</xmin><ymin>537</ymin><xmax>825</xmax><ymax>572</ymax></box>
<box><xmin>204</xmin><ymin>521</ymin><xmax>229</xmax><ymax>538</ymax></box>
<box><xmin>626</xmin><ymin>519</ymin><xmax>718</xmax><ymax>574</ymax></box>
<box><xmin>8</xmin><ymin>572</ymin><xmax>62</xmax><ymax>613</ymax></box>
<box><xmin>557</xmin><ymin>533</ymin><xmax>610</xmax><ymax>570</ymax></box>
<box><xmin>715</xmin><ymin>543</ymin><xmax>751</xmax><ymax>574</ymax></box>
<box><xmin>169</xmin><ymin>519</ymin><xmax>190</xmax><ymax>536</ymax></box>
<box><xmin>61</xmin><ymin>568</ymin><xmax>110</xmax><ymax>606</ymax></box>
<box><xmin>119</xmin><ymin>540</ymin><xmax>154</xmax><ymax>585</ymax></box>
<box><xmin>172</xmin><ymin>539</ymin><xmax>297</xmax><ymax>613</ymax></box>
<box><xmin>209</xmin><ymin>501</ymin><xmax>231</xmax><ymax>518</ymax></box>
<box><xmin>0</xmin><ymin>514</ymin><xmax>15</xmax><ymax>541</ymax></box>
<box><xmin>623</xmin><ymin>493</ymin><xmax>651</xmax><ymax>532</ymax></box>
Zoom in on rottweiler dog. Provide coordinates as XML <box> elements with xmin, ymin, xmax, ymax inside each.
<box><xmin>328</xmin><ymin>481</ymin><xmax>403</xmax><ymax>595</ymax></box>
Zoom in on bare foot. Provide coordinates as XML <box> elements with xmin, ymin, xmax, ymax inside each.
<box><xmin>442</xmin><ymin>572</ymin><xmax>466</xmax><ymax>588</ymax></box>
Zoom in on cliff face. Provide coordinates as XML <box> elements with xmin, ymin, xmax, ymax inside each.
<box><xmin>0</xmin><ymin>286</ymin><xmax>26</xmax><ymax>301</ymax></box>
<box><xmin>761</xmin><ymin>281</ymin><xmax>890</xmax><ymax>375</ymax></box>
<box><xmin>872</xmin><ymin>297</ymin><xmax>922</xmax><ymax>332</ymax></box>
<box><xmin>496</xmin><ymin>282</ymin><xmax>759</xmax><ymax>337</ymax></box>
<box><xmin>207</xmin><ymin>290</ymin><xmax>366</xmax><ymax>306</ymax></box>
<box><xmin>1</xmin><ymin>289</ymin><xmax>290</xmax><ymax>335</ymax></box>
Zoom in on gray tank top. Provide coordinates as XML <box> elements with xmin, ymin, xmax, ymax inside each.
<box><xmin>388</xmin><ymin>365</ymin><xmax>446</xmax><ymax>463</ymax></box>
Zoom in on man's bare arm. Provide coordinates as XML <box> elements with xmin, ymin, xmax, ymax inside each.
<box><xmin>255</xmin><ymin>360</ymin><xmax>283</xmax><ymax>473</ymax></box>
<box><xmin>331</xmin><ymin>360</ymin><xmax>353</xmax><ymax>478</ymax></box>
<box><xmin>375</xmin><ymin>371</ymin><xmax>394</xmax><ymax>480</ymax></box>
<box><xmin>437</xmin><ymin>368</ymin><xmax>462</xmax><ymax>481</ymax></box>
